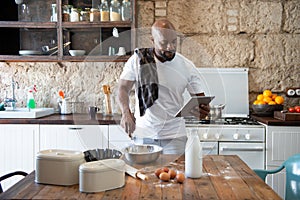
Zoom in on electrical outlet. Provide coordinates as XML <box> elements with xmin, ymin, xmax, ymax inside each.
<box><xmin>286</xmin><ymin>87</ymin><xmax>300</xmax><ymax>97</ymax></box>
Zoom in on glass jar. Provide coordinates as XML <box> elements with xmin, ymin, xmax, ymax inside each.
<box><xmin>80</xmin><ymin>8</ymin><xmax>90</xmax><ymax>21</ymax></box>
<box><xmin>121</xmin><ymin>0</ymin><xmax>131</xmax><ymax>21</ymax></box>
<box><xmin>62</xmin><ymin>5</ymin><xmax>72</xmax><ymax>22</ymax></box>
<box><xmin>90</xmin><ymin>8</ymin><xmax>100</xmax><ymax>22</ymax></box>
<box><xmin>110</xmin><ymin>0</ymin><xmax>121</xmax><ymax>21</ymax></box>
<box><xmin>100</xmin><ymin>0</ymin><xmax>110</xmax><ymax>21</ymax></box>
<box><xmin>70</xmin><ymin>8</ymin><xmax>79</xmax><ymax>22</ymax></box>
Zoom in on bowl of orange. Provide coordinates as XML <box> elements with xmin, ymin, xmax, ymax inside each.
<box><xmin>252</xmin><ymin>90</ymin><xmax>284</xmax><ymax>116</ymax></box>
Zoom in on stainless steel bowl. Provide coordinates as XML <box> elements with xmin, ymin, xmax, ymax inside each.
<box><xmin>84</xmin><ymin>148</ymin><xmax>122</xmax><ymax>162</ymax></box>
<box><xmin>123</xmin><ymin>144</ymin><xmax>163</xmax><ymax>164</ymax></box>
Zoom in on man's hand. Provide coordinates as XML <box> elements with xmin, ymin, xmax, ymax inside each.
<box><xmin>190</xmin><ymin>104</ymin><xmax>210</xmax><ymax>120</ymax></box>
<box><xmin>120</xmin><ymin>110</ymin><xmax>136</xmax><ymax>138</ymax></box>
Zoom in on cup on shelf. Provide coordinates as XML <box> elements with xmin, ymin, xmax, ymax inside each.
<box><xmin>117</xmin><ymin>47</ymin><xmax>126</xmax><ymax>56</ymax></box>
<box><xmin>108</xmin><ymin>46</ymin><xmax>115</xmax><ymax>56</ymax></box>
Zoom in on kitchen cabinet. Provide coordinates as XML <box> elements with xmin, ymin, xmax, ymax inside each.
<box><xmin>0</xmin><ymin>0</ymin><xmax>136</xmax><ymax>62</ymax></box>
<box><xmin>108</xmin><ymin>124</ymin><xmax>131</xmax><ymax>151</ymax></box>
<box><xmin>264</xmin><ymin>125</ymin><xmax>300</xmax><ymax>199</ymax></box>
<box><xmin>39</xmin><ymin>124</ymin><xmax>109</xmax><ymax>151</ymax></box>
<box><xmin>0</xmin><ymin>124</ymin><xmax>39</xmax><ymax>192</ymax></box>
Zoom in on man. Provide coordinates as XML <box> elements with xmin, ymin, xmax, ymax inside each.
<box><xmin>117</xmin><ymin>19</ymin><xmax>209</xmax><ymax>154</ymax></box>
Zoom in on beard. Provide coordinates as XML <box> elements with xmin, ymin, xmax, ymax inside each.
<box><xmin>156</xmin><ymin>49</ymin><xmax>176</xmax><ymax>62</ymax></box>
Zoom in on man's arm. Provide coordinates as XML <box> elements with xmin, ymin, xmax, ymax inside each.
<box><xmin>117</xmin><ymin>79</ymin><xmax>136</xmax><ymax>137</ymax></box>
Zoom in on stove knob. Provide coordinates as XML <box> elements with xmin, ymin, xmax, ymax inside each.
<box><xmin>215</xmin><ymin>134</ymin><xmax>220</xmax><ymax>140</ymax></box>
<box><xmin>233</xmin><ymin>133</ymin><xmax>239</xmax><ymax>140</ymax></box>
<box><xmin>245</xmin><ymin>134</ymin><xmax>251</xmax><ymax>140</ymax></box>
<box><xmin>203</xmin><ymin>133</ymin><xmax>208</xmax><ymax>139</ymax></box>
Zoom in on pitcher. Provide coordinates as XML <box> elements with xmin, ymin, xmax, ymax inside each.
<box><xmin>59</xmin><ymin>99</ymin><xmax>72</xmax><ymax>114</ymax></box>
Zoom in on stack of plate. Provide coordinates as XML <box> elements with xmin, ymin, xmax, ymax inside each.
<box><xmin>19</xmin><ymin>50</ymin><xmax>42</xmax><ymax>56</ymax></box>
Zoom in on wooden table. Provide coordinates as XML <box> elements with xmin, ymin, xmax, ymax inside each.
<box><xmin>0</xmin><ymin>155</ymin><xmax>281</xmax><ymax>200</ymax></box>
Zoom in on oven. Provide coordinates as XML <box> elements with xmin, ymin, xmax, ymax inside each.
<box><xmin>183</xmin><ymin>68</ymin><xmax>266</xmax><ymax>170</ymax></box>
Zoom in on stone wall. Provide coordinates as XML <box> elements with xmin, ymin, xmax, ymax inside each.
<box><xmin>0</xmin><ymin>0</ymin><xmax>299</xmax><ymax>113</ymax></box>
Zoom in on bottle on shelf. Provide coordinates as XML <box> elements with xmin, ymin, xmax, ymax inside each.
<box><xmin>100</xmin><ymin>0</ymin><xmax>110</xmax><ymax>21</ymax></box>
<box><xmin>121</xmin><ymin>0</ymin><xmax>131</xmax><ymax>21</ymax></box>
<box><xmin>185</xmin><ymin>129</ymin><xmax>203</xmax><ymax>178</ymax></box>
<box><xmin>110</xmin><ymin>0</ymin><xmax>121</xmax><ymax>21</ymax></box>
<box><xmin>90</xmin><ymin>8</ymin><xmax>100</xmax><ymax>22</ymax></box>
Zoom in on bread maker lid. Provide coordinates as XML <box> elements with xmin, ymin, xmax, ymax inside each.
<box><xmin>79</xmin><ymin>159</ymin><xmax>125</xmax><ymax>173</ymax></box>
<box><xmin>36</xmin><ymin>149</ymin><xmax>84</xmax><ymax>161</ymax></box>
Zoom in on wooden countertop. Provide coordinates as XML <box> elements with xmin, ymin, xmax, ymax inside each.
<box><xmin>251</xmin><ymin>115</ymin><xmax>300</xmax><ymax>126</ymax></box>
<box><xmin>0</xmin><ymin>113</ymin><xmax>121</xmax><ymax>125</ymax></box>
<box><xmin>0</xmin><ymin>155</ymin><xmax>281</xmax><ymax>200</ymax></box>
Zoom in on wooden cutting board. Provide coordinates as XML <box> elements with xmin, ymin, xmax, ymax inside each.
<box><xmin>274</xmin><ymin>111</ymin><xmax>300</xmax><ymax>121</ymax></box>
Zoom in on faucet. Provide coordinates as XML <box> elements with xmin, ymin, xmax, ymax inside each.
<box><xmin>4</xmin><ymin>78</ymin><xmax>19</xmax><ymax>110</ymax></box>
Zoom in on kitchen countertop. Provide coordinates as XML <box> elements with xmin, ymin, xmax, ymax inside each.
<box><xmin>0</xmin><ymin>155</ymin><xmax>281</xmax><ymax>200</ymax></box>
<box><xmin>0</xmin><ymin>113</ymin><xmax>121</xmax><ymax>125</ymax></box>
<box><xmin>251</xmin><ymin>114</ymin><xmax>300</xmax><ymax>126</ymax></box>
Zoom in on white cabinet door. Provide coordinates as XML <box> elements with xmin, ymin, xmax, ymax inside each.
<box><xmin>108</xmin><ymin>125</ymin><xmax>131</xmax><ymax>151</ymax></box>
<box><xmin>265</xmin><ymin>125</ymin><xmax>300</xmax><ymax>199</ymax></box>
<box><xmin>39</xmin><ymin>125</ymin><xmax>109</xmax><ymax>151</ymax></box>
<box><xmin>0</xmin><ymin>124</ymin><xmax>39</xmax><ymax>191</ymax></box>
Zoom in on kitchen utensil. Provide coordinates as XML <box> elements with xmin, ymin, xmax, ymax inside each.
<box><xmin>59</xmin><ymin>99</ymin><xmax>72</xmax><ymax>114</ymax></box>
<box><xmin>79</xmin><ymin>159</ymin><xmax>125</xmax><ymax>193</ymax></box>
<box><xmin>123</xmin><ymin>144</ymin><xmax>163</xmax><ymax>164</ymax></box>
<box><xmin>35</xmin><ymin>149</ymin><xmax>85</xmax><ymax>186</ymax></box>
<box><xmin>69</xmin><ymin>49</ymin><xmax>86</xmax><ymax>56</ymax></box>
<box><xmin>209</xmin><ymin>104</ymin><xmax>225</xmax><ymax>120</ymax></box>
<box><xmin>252</xmin><ymin>104</ymin><xmax>283</xmax><ymax>117</ymax></box>
<box><xmin>125</xmin><ymin>164</ymin><xmax>148</xmax><ymax>180</ymax></box>
<box><xmin>88</xmin><ymin>106</ymin><xmax>99</xmax><ymax>119</ymax></box>
<box><xmin>102</xmin><ymin>85</ymin><xmax>112</xmax><ymax>115</ymax></box>
<box><xmin>42</xmin><ymin>42</ymin><xmax>71</xmax><ymax>53</ymax></box>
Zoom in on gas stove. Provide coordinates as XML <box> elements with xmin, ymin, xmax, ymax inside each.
<box><xmin>185</xmin><ymin>117</ymin><xmax>262</xmax><ymax>126</ymax></box>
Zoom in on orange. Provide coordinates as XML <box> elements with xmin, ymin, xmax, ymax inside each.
<box><xmin>274</xmin><ymin>96</ymin><xmax>284</xmax><ymax>104</ymax></box>
<box><xmin>271</xmin><ymin>94</ymin><xmax>278</xmax><ymax>100</ymax></box>
<box><xmin>263</xmin><ymin>96</ymin><xmax>272</xmax><ymax>103</ymax></box>
<box><xmin>253</xmin><ymin>100</ymin><xmax>259</xmax><ymax>105</ymax></box>
<box><xmin>268</xmin><ymin>101</ymin><xmax>276</xmax><ymax>105</ymax></box>
<box><xmin>257</xmin><ymin>94</ymin><xmax>264</xmax><ymax>101</ymax></box>
<box><xmin>263</xmin><ymin>90</ymin><xmax>272</xmax><ymax>97</ymax></box>
<box><xmin>257</xmin><ymin>100</ymin><xmax>266</xmax><ymax>105</ymax></box>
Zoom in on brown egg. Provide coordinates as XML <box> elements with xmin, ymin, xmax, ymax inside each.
<box><xmin>176</xmin><ymin>173</ymin><xmax>185</xmax><ymax>183</ymax></box>
<box><xmin>168</xmin><ymin>169</ymin><xmax>177</xmax><ymax>179</ymax></box>
<box><xmin>162</xmin><ymin>167</ymin><xmax>169</xmax><ymax>173</ymax></box>
<box><xmin>154</xmin><ymin>168</ymin><xmax>164</xmax><ymax>178</ymax></box>
<box><xmin>159</xmin><ymin>172</ymin><xmax>170</xmax><ymax>182</ymax></box>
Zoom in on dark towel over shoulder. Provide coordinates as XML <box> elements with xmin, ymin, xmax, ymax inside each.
<box><xmin>135</xmin><ymin>48</ymin><xmax>159</xmax><ymax>116</ymax></box>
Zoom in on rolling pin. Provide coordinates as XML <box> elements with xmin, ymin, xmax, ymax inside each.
<box><xmin>102</xmin><ymin>84</ymin><xmax>112</xmax><ymax>115</ymax></box>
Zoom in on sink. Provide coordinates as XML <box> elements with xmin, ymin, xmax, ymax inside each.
<box><xmin>0</xmin><ymin>108</ymin><xmax>55</xmax><ymax>118</ymax></box>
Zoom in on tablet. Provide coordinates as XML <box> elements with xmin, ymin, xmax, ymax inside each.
<box><xmin>175</xmin><ymin>96</ymin><xmax>215</xmax><ymax>117</ymax></box>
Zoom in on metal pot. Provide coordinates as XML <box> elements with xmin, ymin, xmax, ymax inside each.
<box><xmin>209</xmin><ymin>104</ymin><xmax>225</xmax><ymax>120</ymax></box>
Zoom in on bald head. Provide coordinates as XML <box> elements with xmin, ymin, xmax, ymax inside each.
<box><xmin>152</xmin><ymin>18</ymin><xmax>176</xmax><ymax>31</ymax></box>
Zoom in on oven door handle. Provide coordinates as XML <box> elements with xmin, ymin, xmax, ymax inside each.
<box><xmin>220</xmin><ymin>147</ymin><xmax>264</xmax><ymax>152</ymax></box>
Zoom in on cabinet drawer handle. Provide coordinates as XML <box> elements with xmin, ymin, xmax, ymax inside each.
<box><xmin>220</xmin><ymin>147</ymin><xmax>264</xmax><ymax>152</ymax></box>
<box><xmin>68</xmin><ymin>127</ymin><xmax>83</xmax><ymax>130</ymax></box>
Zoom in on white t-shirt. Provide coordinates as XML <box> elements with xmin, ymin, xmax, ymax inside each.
<box><xmin>120</xmin><ymin>51</ymin><xmax>204</xmax><ymax>139</ymax></box>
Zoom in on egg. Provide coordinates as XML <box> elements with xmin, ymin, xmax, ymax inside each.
<box><xmin>176</xmin><ymin>173</ymin><xmax>185</xmax><ymax>183</ymax></box>
<box><xmin>154</xmin><ymin>168</ymin><xmax>164</xmax><ymax>178</ymax></box>
<box><xmin>162</xmin><ymin>167</ymin><xmax>169</xmax><ymax>173</ymax></box>
<box><xmin>168</xmin><ymin>169</ymin><xmax>177</xmax><ymax>179</ymax></box>
<box><xmin>159</xmin><ymin>172</ymin><xmax>170</xmax><ymax>182</ymax></box>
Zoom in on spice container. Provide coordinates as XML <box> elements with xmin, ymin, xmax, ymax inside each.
<box><xmin>110</xmin><ymin>0</ymin><xmax>121</xmax><ymax>21</ymax></box>
<box><xmin>70</xmin><ymin>8</ymin><xmax>79</xmax><ymax>22</ymax></box>
<box><xmin>121</xmin><ymin>0</ymin><xmax>131</xmax><ymax>21</ymax></box>
<box><xmin>62</xmin><ymin>5</ymin><xmax>72</xmax><ymax>22</ymax></box>
<box><xmin>100</xmin><ymin>0</ymin><xmax>110</xmax><ymax>21</ymax></box>
<box><xmin>80</xmin><ymin>9</ymin><xmax>90</xmax><ymax>21</ymax></box>
<box><xmin>90</xmin><ymin>8</ymin><xmax>100</xmax><ymax>22</ymax></box>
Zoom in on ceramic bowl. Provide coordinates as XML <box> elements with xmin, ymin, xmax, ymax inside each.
<box><xmin>252</xmin><ymin>104</ymin><xmax>283</xmax><ymax>116</ymax></box>
<box><xmin>69</xmin><ymin>50</ymin><xmax>86</xmax><ymax>56</ymax></box>
<box><xmin>123</xmin><ymin>144</ymin><xmax>163</xmax><ymax>164</ymax></box>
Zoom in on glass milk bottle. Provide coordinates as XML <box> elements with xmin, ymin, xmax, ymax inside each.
<box><xmin>185</xmin><ymin>129</ymin><xmax>203</xmax><ymax>178</ymax></box>
<box><xmin>100</xmin><ymin>0</ymin><xmax>110</xmax><ymax>21</ymax></box>
<box><xmin>121</xmin><ymin>0</ymin><xmax>131</xmax><ymax>21</ymax></box>
<box><xmin>110</xmin><ymin>0</ymin><xmax>121</xmax><ymax>21</ymax></box>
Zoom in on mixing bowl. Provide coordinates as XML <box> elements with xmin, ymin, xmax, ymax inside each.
<box><xmin>123</xmin><ymin>144</ymin><xmax>163</xmax><ymax>164</ymax></box>
<box><xmin>69</xmin><ymin>50</ymin><xmax>86</xmax><ymax>56</ymax></box>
